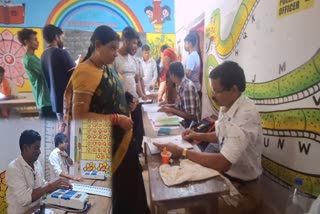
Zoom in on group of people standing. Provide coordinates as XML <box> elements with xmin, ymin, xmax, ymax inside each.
<box><xmin>4</xmin><ymin>22</ymin><xmax>205</xmax><ymax>213</ymax></box>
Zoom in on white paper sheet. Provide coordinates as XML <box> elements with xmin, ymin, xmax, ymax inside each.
<box><xmin>142</xmin><ymin>104</ymin><xmax>160</xmax><ymax>112</ymax></box>
<box><xmin>143</xmin><ymin>135</ymin><xmax>193</xmax><ymax>154</ymax></box>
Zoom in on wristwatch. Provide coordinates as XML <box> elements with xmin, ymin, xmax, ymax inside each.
<box><xmin>182</xmin><ymin>148</ymin><xmax>188</xmax><ymax>158</ymax></box>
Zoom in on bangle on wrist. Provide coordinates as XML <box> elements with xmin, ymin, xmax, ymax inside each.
<box><xmin>110</xmin><ymin>114</ymin><xmax>119</xmax><ymax>125</ymax></box>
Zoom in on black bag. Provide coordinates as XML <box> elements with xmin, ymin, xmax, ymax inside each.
<box><xmin>191</xmin><ymin>114</ymin><xmax>217</xmax><ymax>151</ymax></box>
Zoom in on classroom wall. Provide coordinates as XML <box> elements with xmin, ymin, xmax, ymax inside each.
<box><xmin>0</xmin><ymin>0</ymin><xmax>175</xmax><ymax>92</ymax></box>
<box><xmin>0</xmin><ymin>119</ymin><xmax>46</xmax><ymax>172</ymax></box>
<box><xmin>200</xmin><ymin>0</ymin><xmax>320</xmax><ymax>199</ymax></box>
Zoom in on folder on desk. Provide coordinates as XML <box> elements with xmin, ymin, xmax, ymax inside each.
<box><xmin>154</xmin><ymin>117</ymin><xmax>180</xmax><ymax>127</ymax></box>
<box><xmin>157</xmin><ymin>127</ymin><xmax>171</xmax><ymax>136</ymax></box>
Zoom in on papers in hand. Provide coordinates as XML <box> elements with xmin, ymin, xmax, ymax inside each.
<box><xmin>143</xmin><ymin>135</ymin><xmax>193</xmax><ymax>154</ymax></box>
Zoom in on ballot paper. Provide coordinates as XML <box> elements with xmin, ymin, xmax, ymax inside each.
<box><xmin>143</xmin><ymin>135</ymin><xmax>193</xmax><ymax>154</ymax></box>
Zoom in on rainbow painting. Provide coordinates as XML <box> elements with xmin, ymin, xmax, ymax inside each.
<box><xmin>46</xmin><ymin>0</ymin><xmax>143</xmax><ymax>32</ymax></box>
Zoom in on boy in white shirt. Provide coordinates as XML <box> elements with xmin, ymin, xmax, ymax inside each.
<box><xmin>49</xmin><ymin>133</ymin><xmax>81</xmax><ymax>181</ymax></box>
<box><xmin>140</xmin><ymin>44</ymin><xmax>157</xmax><ymax>93</ymax></box>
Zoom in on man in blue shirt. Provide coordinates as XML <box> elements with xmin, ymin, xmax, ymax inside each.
<box><xmin>184</xmin><ymin>33</ymin><xmax>201</xmax><ymax>98</ymax></box>
<box><xmin>41</xmin><ymin>24</ymin><xmax>75</xmax><ymax>120</ymax></box>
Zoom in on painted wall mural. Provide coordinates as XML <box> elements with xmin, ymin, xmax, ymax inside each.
<box><xmin>0</xmin><ymin>28</ymin><xmax>44</xmax><ymax>92</ymax></box>
<box><xmin>0</xmin><ymin>0</ymin><xmax>175</xmax><ymax>33</ymax></box>
<box><xmin>144</xmin><ymin>0</ymin><xmax>172</xmax><ymax>33</ymax></box>
<box><xmin>203</xmin><ymin>0</ymin><xmax>319</xmax><ymax>197</ymax></box>
<box><xmin>146</xmin><ymin>33</ymin><xmax>175</xmax><ymax>60</ymax></box>
<box><xmin>0</xmin><ymin>0</ymin><xmax>175</xmax><ymax>92</ymax></box>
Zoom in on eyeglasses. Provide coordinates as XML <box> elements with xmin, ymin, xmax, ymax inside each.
<box><xmin>212</xmin><ymin>88</ymin><xmax>225</xmax><ymax>95</ymax></box>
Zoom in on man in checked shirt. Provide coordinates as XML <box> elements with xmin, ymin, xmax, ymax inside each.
<box><xmin>158</xmin><ymin>61</ymin><xmax>201</xmax><ymax>128</ymax></box>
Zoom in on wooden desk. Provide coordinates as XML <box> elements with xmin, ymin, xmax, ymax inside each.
<box><xmin>142</xmin><ymin>106</ymin><xmax>229</xmax><ymax>214</ymax></box>
<box><xmin>0</xmin><ymin>98</ymin><xmax>36</xmax><ymax>108</ymax></box>
<box><xmin>27</xmin><ymin>179</ymin><xmax>111</xmax><ymax>214</ymax></box>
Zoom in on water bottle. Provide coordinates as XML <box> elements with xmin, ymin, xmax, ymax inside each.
<box><xmin>285</xmin><ymin>178</ymin><xmax>305</xmax><ymax>214</ymax></box>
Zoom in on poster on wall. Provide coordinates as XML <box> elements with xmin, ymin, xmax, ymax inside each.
<box><xmin>203</xmin><ymin>0</ymin><xmax>319</xmax><ymax>197</ymax></box>
<box><xmin>70</xmin><ymin>119</ymin><xmax>112</xmax><ymax>177</ymax></box>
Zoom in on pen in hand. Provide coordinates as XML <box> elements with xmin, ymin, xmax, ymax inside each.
<box><xmin>188</xmin><ymin>121</ymin><xmax>195</xmax><ymax>129</ymax></box>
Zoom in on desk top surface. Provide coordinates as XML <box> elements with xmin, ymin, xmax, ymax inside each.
<box><xmin>142</xmin><ymin>104</ymin><xmax>229</xmax><ymax>203</ymax></box>
<box><xmin>0</xmin><ymin>97</ymin><xmax>35</xmax><ymax>107</ymax></box>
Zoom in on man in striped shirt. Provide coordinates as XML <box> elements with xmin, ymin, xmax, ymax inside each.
<box><xmin>158</xmin><ymin>62</ymin><xmax>201</xmax><ymax>128</ymax></box>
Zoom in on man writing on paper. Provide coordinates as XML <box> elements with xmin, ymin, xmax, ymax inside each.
<box><xmin>6</xmin><ymin>130</ymin><xmax>72</xmax><ymax>214</ymax></box>
<box><xmin>49</xmin><ymin>133</ymin><xmax>81</xmax><ymax>181</ymax></box>
<box><xmin>155</xmin><ymin>61</ymin><xmax>263</xmax><ymax>213</ymax></box>
<box><xmin>158</xmin><ymin>62</ymin><xmax>201</xmax><ymax>128</ymax></box>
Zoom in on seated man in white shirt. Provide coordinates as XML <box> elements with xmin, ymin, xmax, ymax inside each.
<box><xmin>6</xmin><ymin>130</ymin><xmax>72</xmax><ymax>214</ymax></box>
<box><xmin>140</xmin><ymin>44</ymin><xmax>157</xmax><ymax>93</ymax></box>
<box><xmin>154</xmin><ymin>61</ymin><xmax>263</xmax><ymax>214</ymax></box>
<box><xmin>49</xmin><ymin>133</ymin><xmax>81</xmax><ymax>181</ymax></box>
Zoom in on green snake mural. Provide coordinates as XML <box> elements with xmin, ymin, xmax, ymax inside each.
<box><xmin>206</xmin><ymin>0</ymin><xmax>259</xmax><ymax>58</ymax></box>
<box><xmin>205</xmin><ymin>0</ymin><xmax>320</xmax><ymax>197</ymax></box>
<box><xmin>246</xmin><ymin>49</ymin><xmax>320</xmax><ymax>103</ymax></box>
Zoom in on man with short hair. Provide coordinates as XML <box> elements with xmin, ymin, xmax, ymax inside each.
<box><xmin>6</xmin><ymin>130</ymin><xmax>72</xmax><ymax>214</ymax></box>
<box><xmin>114</xmin><ymin>26</ymin><xmax>141</xmax><ymax>99</ymax></box>
<box><xmin>155</xmin><ymin>61</ymin><xmax>263</xmax><ymax>213</ymax></box>
<box><xmin>159</xmin><ymin>62</ymin><xmax>201</xmax><ymax>127</ymax></box>
<box><xmin>140</xmin><ymin>44</ymin><xmax>157</xmax><ymax>92</ymax></box>
<box><xmin>17</xmin><ymin>28</ymin><xmax>54</xmax><ymax>119</ymax></box>
<box><xmin>184</xmin><ymin>33</ymin><xmax>201</xmax><ymax>95</ymax></box>
<box><xmin>113</xmin><ymin>27</ymin><xmax>150</xmax><ymax>214</ymax></box>
<box><xmin>41</xmin><ymin>24</ymin><xmax>75</xmax><ymax>120</ymax></box>
<box><xmin>49</xmin><ymin>133</ymin><xmax>81</xmax><ymax>181</ymax></box>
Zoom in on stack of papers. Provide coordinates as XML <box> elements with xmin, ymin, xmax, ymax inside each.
<box><xmin>143</xmin><ymin>135</ymin><xmax>193</xmax><ymax>154</ymax></box>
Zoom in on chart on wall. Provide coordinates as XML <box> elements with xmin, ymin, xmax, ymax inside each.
<box><xmin>203</xmin><ymin>0</ymin><xmax>319</xmax><ymax>197</ymax></box>
<box><xmin>70</xmin><ymin>119</ymin><xmax>112</xmax><ymax>177</ymax></box>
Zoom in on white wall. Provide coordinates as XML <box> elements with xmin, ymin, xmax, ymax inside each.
<box><xmin>0</xmin><ymin>119</ymin><xmax>45</xmax><ymax>172</ymax></box>
<box><xmin>175</xmin><ymin>0</ymin><xmax>211</xmax><ymax>32</ymax></box>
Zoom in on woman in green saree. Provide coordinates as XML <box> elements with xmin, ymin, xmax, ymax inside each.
<box><xmin>64</xmin><ymin>26</ymin><xmax>149</xmax><ymax>213</ymax></box>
